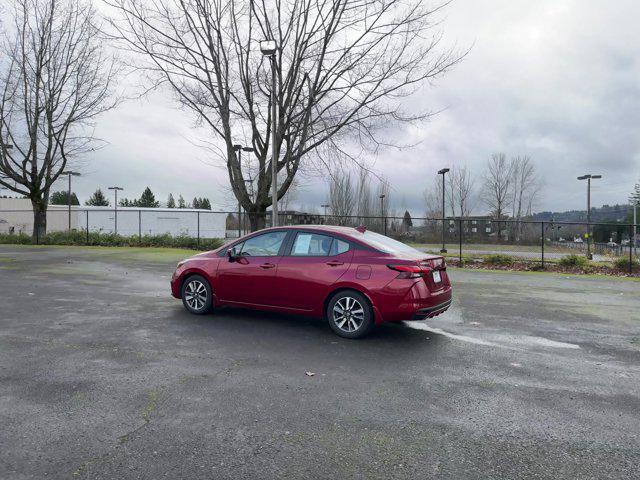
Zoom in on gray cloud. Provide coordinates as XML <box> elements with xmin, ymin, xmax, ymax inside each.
<box><xmin>43</xmin><ymin>0</ymin><xmax>640</xmax><ymax>215</ymax></box>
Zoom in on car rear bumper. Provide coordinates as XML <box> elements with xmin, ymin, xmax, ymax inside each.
<box><xmin>375</xmin><ymin>280</ymin><xmax>452</xmax><ymax>324</ymax></box>
<box><xmin>411</xmin><ymin>297</ymin><xmax>452</xmax><ymax>320</ymax></box>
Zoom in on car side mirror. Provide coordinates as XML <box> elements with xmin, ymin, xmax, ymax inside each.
<box><xmin>227</xmin><ymin>248</ymin><xmax>236</xmax><ymax>262</ymax></box>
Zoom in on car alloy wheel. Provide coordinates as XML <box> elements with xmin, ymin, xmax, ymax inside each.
<box><xmin>333</xmin><ymin>296</ymin><xmax>365</xmax><ymax>333</ymax></box>
<box><xmin>181</xmin><ymin>275</ymin><xmax>212</xmax><ymax>314</ymax></box>
<box><xmin>327</xmin><ymin>290</ymin><xmax>373</xmax><ymax>339</ymax></box>
<box><xmin>185</xmin><ymin>279</ymin><xmax>207</xmax><ymax>310</ymax></box>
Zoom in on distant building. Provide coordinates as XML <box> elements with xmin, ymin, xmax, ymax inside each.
<box><xmin>0</xmin><ymin>198</ymin><xmax>226</xmax><ymax>238</ymax></box>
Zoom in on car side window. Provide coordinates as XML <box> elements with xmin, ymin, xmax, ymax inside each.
<box><xmin>330</xmin><ymin>239</ymin><xmax>350</xmax><ymax>256</ymax></box>
<box><xmin>291</xmin><ymin>233</ymin><xmax>334</xmax><ymax>256</ymax></box>
<box><xmin>240</xmin><ymin>231</ymin><xmax>287</xmax><ymax>256</ymax></box>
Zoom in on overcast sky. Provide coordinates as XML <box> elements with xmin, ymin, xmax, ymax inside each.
<box><xmin>46</xmin><ymin>0</ymin><xmax>640</xmax><ymax>215</ymax></box>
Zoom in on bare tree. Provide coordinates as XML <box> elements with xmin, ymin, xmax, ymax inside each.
<box><xmin>106</xmin><ymin>0</ymin><xmax>463</xmax><ymax>231</ymax></box>
<box><xmin>482</xmin><ymin>153</ymin><xmax>513</xmax><ymax>239</ymax></box>
<box><xmin>278</xmin><ymin>174</ymin><xmax>300</xmax><ymax>212</ymax></box>
<box><xmin>0</xmin><ymin>0</ymin><xmax>119</xmax><ymax>238</ymax></box>
<box><xmin>509</xmin><ymin>156</ymin><xmax>539</xmax><ymax>240</ymax></box>
<box><xmin>328</xmin><ymin>169</ymin><xmax>354</xmax><ymax>225</ymax></box>
<box><xmin>423</xmin><ymin>176</ymin><xmax>444</xmax><ymax>218</ymax></box>
<box><xmin>448</xmin><ymin>165</ymin><xmax>475</xmax><ymax>217</ymax></box>
<box><xmin>355</xmin><ymin>168</ymin><xmax>374</xmax><ymax>227</ymax></box>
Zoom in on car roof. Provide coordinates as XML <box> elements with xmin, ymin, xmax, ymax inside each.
<box><xmin>258</xmin><ymin>224</ymin><xmax>366</xmax><ymax>239</ymax></box>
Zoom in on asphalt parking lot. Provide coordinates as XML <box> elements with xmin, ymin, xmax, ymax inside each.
<box><xmin>1</xmin><ymin>245</ymin><xmax>639</xmax><ymax>479</ymax></box>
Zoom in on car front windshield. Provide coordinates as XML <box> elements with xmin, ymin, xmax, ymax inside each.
<box><xmin>360</xmin><ymin>230</ymin><xmax>424</xmax><ymax>255</ymax></box>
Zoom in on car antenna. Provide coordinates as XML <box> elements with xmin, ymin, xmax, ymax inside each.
<box><xmin>355</xmin><ymin>225</ymin><xmax>367</xmax><ymax>233</ymax></box>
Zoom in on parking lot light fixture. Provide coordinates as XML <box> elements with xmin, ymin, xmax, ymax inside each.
<box><xmin>259</xmin><ymin>40</ymin><xmax>277</xmax><ymax>56</ymax></box>
<box><xmin>108</xmin><ymin>186</ymin><xmax>124</xmax><ymax>235</ymax></box>
<box><xmin>577</xmin><ymin>174</ymin><xmax>602</xmax><ymax>260</ymax></box>
<box><xmin>438</xmin><ymin>168</ymin><xmax>450</xmax><ymax>253</ymax></box>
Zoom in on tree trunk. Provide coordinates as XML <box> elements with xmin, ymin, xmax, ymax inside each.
<box><xmin>248</xmin><ymin>209</ymin><xmax>266</xmax><ymax>232</ymax></box>
<box><xmin>31</xmin><ymin>197</ymin><xmax>47</xmax><ymax>243</ymax></box>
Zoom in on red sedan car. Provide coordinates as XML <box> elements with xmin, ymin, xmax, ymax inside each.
<box><xmin>171</xmin><ymin>225</ymin><xmax>452</xmax><ymax>338</ymax></box>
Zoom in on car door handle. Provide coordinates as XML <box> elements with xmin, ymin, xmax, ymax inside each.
<box><xmin>260</xmin><ymin>263</ymin><xmax>276</xmax><ymax>269</ymax></box>
<box><xmin>326</xmin><ymin>261</ymin><xmax>344</xmax><ymax>267</ymax></box>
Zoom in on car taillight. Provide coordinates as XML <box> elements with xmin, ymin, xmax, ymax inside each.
<box><xmin>387</xmin><ymin>264</ymin><xmax>429</xmax><ymax>279</ymax></box>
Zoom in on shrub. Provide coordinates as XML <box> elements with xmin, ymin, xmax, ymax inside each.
<box><xmin>483</xmin><ymin>254</ymin><xmax>514</xmax><ymax>265</ymax></box>
<box><xmin>0</xmin><ymin>230</ymin><xmax>223</xmax><ymax>251</ymax></box>
<box><xmin>613</xmin><ymin>257</ymin><xmax>640</xmax><ymax>272</ymax></box>
<box><xmin>0</xmin><ymin>233</ymin><xmax>32</xmax><ymax>244</ymax></box>
<box><xmin>559</xmin><ymin>254</ymin><xmax>589</xmax><ymax>268</ymax></box>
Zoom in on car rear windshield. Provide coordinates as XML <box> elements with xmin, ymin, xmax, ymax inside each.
<box><xmin>360</xmin><ymin>230</ymin><xmax>424</xmax><ymax>255</ymax></box>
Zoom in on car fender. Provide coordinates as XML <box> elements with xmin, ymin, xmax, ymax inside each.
<box><xmin>321</xmin><ymin>282</ymin><xmax>385</xmax><ymax>324</ymax></box>
<box><xmin>178</xmin><ymin>267</ymin><xmax>219</xmax><ymax>305</ymax></box>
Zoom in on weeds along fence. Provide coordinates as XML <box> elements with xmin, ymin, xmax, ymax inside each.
<box><xmin>0</xmin><ymin>207</ymin><xmax>638</xmax><ymax>273</ymax></box>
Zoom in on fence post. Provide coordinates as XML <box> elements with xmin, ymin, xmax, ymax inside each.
<box><xmin>197</xmin><ymin>211</ymin><xmax>200</xmax><ymax>247</ymax></box>
<box><xmin>86</xmin><ymin>210</ymin><xmax>89</xmax><ymax>245</ymax></box>
<box><xmin>138</xmin><ymin>210</ymin><xmax>142</xmax><ymax>242</ymax></box>
<box><xmin>541</xmin><ymin>221</ymin><xmax>545</xmax><ymax>268</ymax></box>
<box><xmin>459</xmin><ymin>218</ymin><xmax>463</xmax><ymax>264</ymax></box>
<box><xmin>630</xmin><ymin>224</ymin><xmax>634</xmax><ymax>275</ymax></box>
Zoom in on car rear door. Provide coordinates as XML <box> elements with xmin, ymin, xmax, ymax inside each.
<box><xmin>215</xmin><ymin>230</ymin><xmax>290</xmax><ymax>306</ymax></box>
<box><xmin>274</xmin><ymin>231</ymin><xmax>353</xmax><ymax>311</ymax></box>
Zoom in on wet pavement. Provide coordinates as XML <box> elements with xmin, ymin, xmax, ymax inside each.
<box><xmin>1</xmin><ymin>245</ymin><xmax>639</xmax><ymax>479</ymax></box>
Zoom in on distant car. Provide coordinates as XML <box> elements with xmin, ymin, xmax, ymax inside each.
<box><xmin>171</xmin><ymin>225</ymin><xmax>452</xmax><ymax>338</ymax></box>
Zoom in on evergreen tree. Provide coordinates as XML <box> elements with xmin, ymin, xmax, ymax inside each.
<box><xmin>177</xmin><ymin>194</ymin><xmax>187</xmax><ymax>209</ymax></box>
<box><xmin>137</xmin><ymin>187</ymin><xmax>160</xmax><ymax>208</ymax></box>
<box><xmin>85</xmin><ymin>188</ymin><xmax>110</xmax><ymax>206</ymax></box>
<box><xmin>402</xmin><ymin>210</ymin><xmax>413</xmax><ymax>230</ymax></box>
<box><xmin>167</xmin><ymin>193</ymin><xmax>176</xmax><ymax>208</ymax></box>
<box><xmin>200</xmin><ymin>198</ymin><xmax>212</xmax><ymax>210</ymax></box>
<box><xmin>192</xmin><ymin>197</ymin><xmax>200</xmax><ymax>209</ymax></box>
<box><xmin>50</xmin><ymin>190</ymin><xmax>80</xmax><ymax>206</ymax></box>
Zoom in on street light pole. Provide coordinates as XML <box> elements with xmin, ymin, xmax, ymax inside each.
<box><xmin>261</xmin><ymin>39</ymin><xmax>278</xmax><ymax>227</ymax></box>
<box><xmin>438</xmin><ymin>168</ymin><xmax>450</xmax><ymax>253</ymax></box>
<box><xmin>379</xmin><ymin>194</ymin><xmax>386</xmax><ymax>235</ymax></box>
<box><xmin>108</xmin><ymin>186</ymin><xmax>124</xmax><ymax>235</ymax></box>
<box><xmin>61</xmin><ymin>171</ymin><xmax>80</xmax><ymax>230</ymax></box>
<box><xmin>233</xmin><ymin>144</ymin><xmax>256</xmax><ymax>235</ymax></box>
<box><xmin>577</xmin><ymin>174</ymin><xmax>602</xmax><ymax>260</ymax></box>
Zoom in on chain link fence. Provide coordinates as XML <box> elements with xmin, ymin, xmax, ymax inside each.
<box><xmin>1</xmin><ymin>207</ymin><xmax>638</xmax><ymax>273</ymax></box>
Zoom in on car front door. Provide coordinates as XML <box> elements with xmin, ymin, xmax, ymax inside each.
<box><xmin>274</xmin><ymin>231</ymin><xmax>353</xmax><ymax>311</ymax></box>
<box><xmin>215</xmin><ymin>230</ymin><xmax>289</xmax><ymax>306</ymax></box>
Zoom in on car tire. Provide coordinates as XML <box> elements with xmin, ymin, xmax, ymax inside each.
<box><xmin>326</xmin><ymin>290</ymin><xmax>374</xmax><ymax>339</ymax></box>
<box><xmin>181</xmin><ymin>275</ymin><xmax>213</xmax><ymax>315</ymax></box>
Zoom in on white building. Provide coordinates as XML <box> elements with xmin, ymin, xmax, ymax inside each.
<box><xmin>0</xmin><ymin>198</ymin><xmax>226</xmax><ymax>238</ymax></box>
